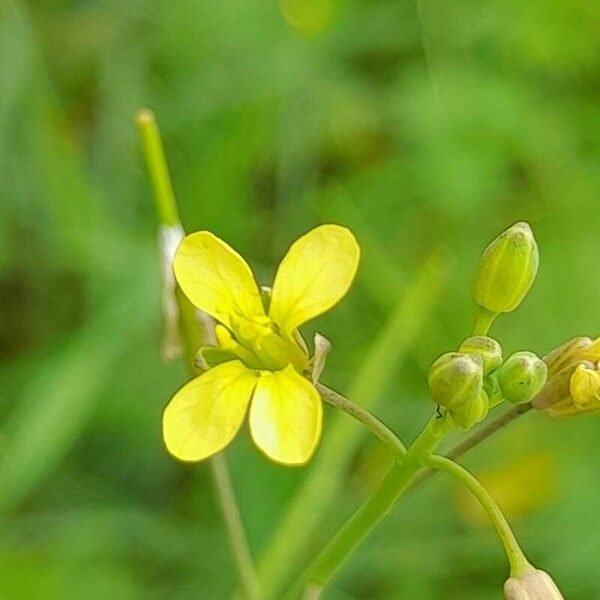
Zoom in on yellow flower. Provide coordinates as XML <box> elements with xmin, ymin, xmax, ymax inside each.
<box><xmin>163</xmin><ymin>224</ymin><xmax>360</xmax><ymax>466</ymax></box>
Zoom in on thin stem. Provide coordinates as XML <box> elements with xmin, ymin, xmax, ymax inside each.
<box><xmin>427</xmin><ymin>455</ymin><xmax>533</xmax><ymax>577</ymax></box>
<box><xmin>407</xmin><ymin>403</ymin><xmax>532</xmax><ymax>494</ymax></box>
<box><xmin>316</xmin><ymin>383</ymin><xmax>407</xmax><ymax>462</ymax></box>
<box><xmin>473</xmin><ymin>308</ymin><xmax>498</xmax><ymax>336</ymax></box>
<box><xmin>285</xmin><ymin>416</ymin><xmax>451</xmax><ymax>599</ymax></box>
<box><xmin>210</xmin><ymin>454</ymin><xmax>261</xmax><ymax>600</ymax></box>
<box><xmin>136</xmin><ymin>108</ymin><xmax>180</xmax><ymax>226</ymax></box>
<box><xmin>447</xmin><ymin>403</ymin><xmax>532</xmax><ymax>461</ymax></box>
<box><xmin>136</xmin><ymin>108</ymin><xmax>259</xmax><ymax>600</ymax></box>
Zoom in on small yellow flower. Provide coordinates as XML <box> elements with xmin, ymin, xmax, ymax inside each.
<box><xmin>163</xmin><ymin>224</ymin><xmax>360</xmax><ymax>466</ymax></box>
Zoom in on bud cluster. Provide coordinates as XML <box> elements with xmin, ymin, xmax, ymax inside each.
<box><xmin>426</xmin><ymin>222</ymin><xmax>548</xmax><ymax>429</ymax></box>
<box><xmin>428</xmin><ymin>336</ymin><xmax>547</xmax><ymax>430</ymax></box>
<box><xmin>532</xmin><ymin>336</ymin><xmax>600</xmax><ymax>418</ymax></box>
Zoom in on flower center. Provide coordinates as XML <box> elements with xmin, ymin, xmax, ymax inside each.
<box><xmin>230</xmin><ymin>315</ymin><xmax>308</xmax><ymax>372</ymax></box>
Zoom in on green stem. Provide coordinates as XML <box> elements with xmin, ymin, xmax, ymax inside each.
<box><xmin>473</xmin><ymin>308</ymin><xmax>498</xmax><ymax>336</ymax></box>
<box><xmin>210</xmin><ymin>454</ymin><xmax>261</xmax><ymax>600</ymax></box>
<box><xmin>316</xmin><ymin>383</ymin><xmax>406</xmax><ymax>462</ymax></box>
<box><xmin>285</xmin><ymin>416</ymin><xmax>451</xmax><ymax>599</ymax></box>
<box><xmin>136</xmin><ymin>108</ymin><xmax>259</xmax><ymax>600</ymax></box>
<box><xmin>426</xmin><ymin>455</ymin><xmax>533</xmax><ymax>577</ymax></box>
<box><xmin>136</xmin><ymin>108</ymin><xmax>180</xmax><ymax>227</ymax></box>
<box><xmin>407</xmin><ymin>403</ymin><xmax>532</xmax><ymax>495</ymax></box>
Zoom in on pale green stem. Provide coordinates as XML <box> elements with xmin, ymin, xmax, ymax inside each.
<box><xmin>210</xmin><ymin>454</ymin><xmax>261</xmax><ymax>600</ymax></box>
<box><xmin>284</xmin><ymin>416</ymin><xmax>452</xmax><ymax>599</ymax></box>
<box><xmin>316</xmin><ymin>383</ymin><xmax>407</xmax><ymax>462</ymax></box>
<box><xmin>408</xmin><ymin>403</ymin><xmax>532</xmax><ymax>495</ymax></box>
<box><xmin>426</xmin><ymin>455</ymin><xmax>533</xmax><ymax>577</ymax></box>
<box><xmin>473</xmin><ymin>308</ymin><xmax>498</xmax><ymax>336</ymax></box>
<box><xmin>136</xmin><ymin>108</ymin><xmax>180</xmax><ymax>227</ymax></box>
<box><xmin>136</xmin><ymin>108</ymin><xmax>259</xmax><ymax>600</ymax></box>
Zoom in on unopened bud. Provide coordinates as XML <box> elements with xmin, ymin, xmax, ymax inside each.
<box><xmin>474</xmin><ymin>222</ymin><xmax>539</xmax><ymax>314</ymax></box>
<box><xmin>459</xmin><ymin>335</ymin><xmax>503</xmax><ymax>375</ymax></box>
<box><xmin>428</xmin><ymin>353</ymin><xmax>484</xmax><ymax>428</ymax></box>
<box><xmin>504</xmin><ymin>569</ymin><xmax>564</xmax><ymax>600</ymax></box>
<box><xmin>498</xmin><ymin>351</ymin><xmax>547</xmax><ymax>404</ymax></box>
<box><xmin>450</xmin><ymin>391</ymin><xmax>489</xmax><ymax>429</ymax></box>
<box><xmin>569</xmin><ymin>363</ymin><xmax>600</xmax><ymax>413</ymax></box>
<box><xmin>531</xmin><ymin>367</ymin><xmax>574</xmax><ymax>412</ymax></box>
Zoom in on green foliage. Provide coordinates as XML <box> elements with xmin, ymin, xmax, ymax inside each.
<box><xmin>0</xmin><ymin>0</ymin><xmax>598</xmax><ymax>598</ymax></box>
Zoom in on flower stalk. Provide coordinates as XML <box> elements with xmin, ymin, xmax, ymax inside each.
<box><xmin>284</xmin><ymin>415</ymin><xmax>452</xmax><ymax>599</ymax></box>
<box><xmin>136</xmin><ymin>108</ymin><xmax>260</xmax><ymax>600</ymax></box>
<box><xmin>136</xmin><ymin>109</ymin><xmax>180</xmax><ymax>227</ymax></box>
<box><xmin>316</xmin><ymin>383</ymin><xmax>406</xmax><ymax>462</ymax></box>
<box><xmin>426</xmin><ymin>455</ymin><xmax>533</xmax><ymax>577</ymax></box>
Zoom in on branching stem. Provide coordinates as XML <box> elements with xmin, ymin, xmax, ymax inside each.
<box><xmin>284</xmin><ymin>416</ymin><xmax>452</xmax><ymax>599</ymax></box>
<box><xmin>426</xmin><ymin>455</ymin><xmax>533</xmax><ymax>576</ymax></box>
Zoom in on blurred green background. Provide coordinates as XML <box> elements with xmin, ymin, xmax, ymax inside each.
<box><xmin>1</xmin><ymin>0</ymin><xmax>599</xmax><ymax>598</ymax></box>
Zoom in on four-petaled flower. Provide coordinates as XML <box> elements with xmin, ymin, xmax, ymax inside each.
<box><xmin>163</xmin><ymin>224</ymin><xmax>360</xmax><ymax>465</ymax></box>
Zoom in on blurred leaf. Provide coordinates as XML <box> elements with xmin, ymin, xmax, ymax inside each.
<box><xmin>0</xmin><ymin>259</ymin><xmax>158</xmax><ymax>513</ymax></box>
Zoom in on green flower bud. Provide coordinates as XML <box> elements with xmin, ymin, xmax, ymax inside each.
<box><xmin>450</xmin><ymin>391</ymin><xmax>489</xmax><ymax>430</ymax></box>
<box><xmin>498</xmin><ymin>351</ymin><xmax>547</xmax><ymax>404</ymax></box>
<box><xmin>459</xmin><ymin>335</ymin><xmax>503</xmax><ymax>375</ymax></box>
<box><xmin>474</xmin><ymin>222</ymin><xmax>539</xmax><ymax>313</ymax></box>
<box><xmin>428</xmin><ymin>352</ymin><xmax>483</xmax><ymax>412</ymax></box>
<box><xmin>504</xmin><ymin>569</ymin><xmax>564</xmax><ymax>600</ymax></box>
<box><xmin>483</xmin><ymin>372</ymin><xmax>500</xmax><ymax>397</ymax></box>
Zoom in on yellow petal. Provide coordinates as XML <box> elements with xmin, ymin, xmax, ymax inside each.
<box><xmin>570</xmin><ymin>364</ymin><xmax>600</xmax><ymax>411</ymax></box>
<box><xmin>173</xmin><ymin>231</ymin><xmax>265</xmax><ymax>328</ymax></box>
<box><xmin>269</xmin><ymin>224</ymin><xmax>360</xmax><ymax>334</ymax></box>
<box><xmin>163</xmin><ymin>360</ymin><xmax>258</xmax><ymax>462</ymax></box>
<box><xmin>249</xmin><ymin>366</ymin><xmax>322</xmax><ymax>465</ymax></box>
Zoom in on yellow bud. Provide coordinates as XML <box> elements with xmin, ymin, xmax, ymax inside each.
<box><xmin>459</xmin><ymin>335</ymin><xmax>503</xmax><ymax>375</ymax></box>
<box><xmin>503</xmin><ymin>569</ymin><xmax>564</xmax><ymax>600</ymax></box>
<box><xmin>533</xmin><ymin>335</ymin><xmax>600</xmax><ymax>418</ymax></box>
<box><xmin>570</xmin><ymin>363</ymin><xmax>600</xmax><ymax>412</ymax></box>
<box><xmin>474</xmin><ymin>222</ymin><xmax>539</xmax><ymax>314</ymax></box>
